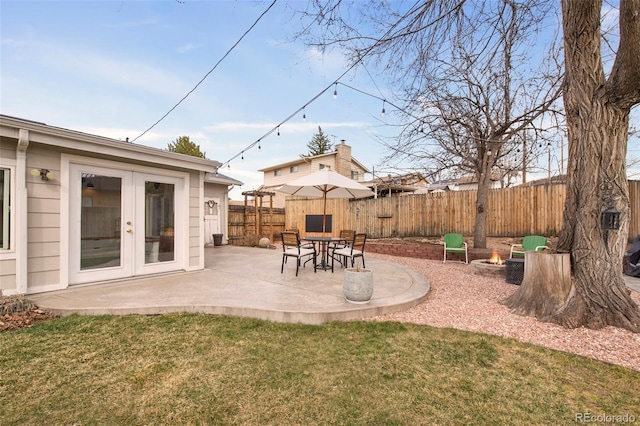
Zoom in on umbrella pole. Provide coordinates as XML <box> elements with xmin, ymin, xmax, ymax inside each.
<box><xmin>321</xmin><ymin>191</ymin><xmax>328</xmax><ymax>269</ymax></box>
<box><xmin>322</xmin><ymin>191</ymin><xmax>327</xmax><ymax>239</ymax></box>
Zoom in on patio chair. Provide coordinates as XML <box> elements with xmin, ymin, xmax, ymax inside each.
<box><xmin>329</xmin><ymin>229</ymin><xmax>355</xmax><ymax>266</ymax></box>
<box><xmin>509</xmin><ymin>235</ymin><xmax>548</xmax><ymax>258</ymax></box>
<box><xmin>443</xmin><ymin>233</ymin><xmax>468</xmax><ymax>264</ymax></box>
<box><xmin>281</xmin><ymin>231</ymin><xmax>316</xmax><ymax>276</ymax></box>
<box><xmin>332</xmin><ymin>233</ymin><xmax>367</xmax><ymax>272</ymax></box>
<box><xmin>286</xmin><ymin>228</ymin><xmax>314</xmax><ymax>249</ymax></box>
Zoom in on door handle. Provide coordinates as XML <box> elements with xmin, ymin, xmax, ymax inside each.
<box><xmin>126</xmin><ymin>229</ymin><xmax>132</xmax><ymax>233</ymax></box>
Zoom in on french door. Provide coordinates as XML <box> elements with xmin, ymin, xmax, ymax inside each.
<box><xmin>69</xmin><ymin>164</ymin><xmax>184</xmax><ymax>284</ymax></box>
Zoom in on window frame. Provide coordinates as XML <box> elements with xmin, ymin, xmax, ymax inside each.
<box><xmin>0</xmin><ymin>165</ymin><xmax>15</xmax><ymax>254</ymax></box>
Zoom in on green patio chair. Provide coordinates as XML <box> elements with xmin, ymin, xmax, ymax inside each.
<box><xmin>509</xmin><ymin>235</ymin><xmax>548</xmax><ymax>258</ymax></box>
<box><xmin>443</xmin><ymin>233</ymin><xmax>468</xmax><ymax>264</ymax></box>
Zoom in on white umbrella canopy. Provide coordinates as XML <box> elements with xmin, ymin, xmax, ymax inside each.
<box><xmin>276</xmin><ymin>169</ymin><xmax>374</xmax><ymax>235</ymax></box>
<box><xmin>276</xmin><ymin>169</ymin><xmax>374</xmax><ymax>199</ymax></box>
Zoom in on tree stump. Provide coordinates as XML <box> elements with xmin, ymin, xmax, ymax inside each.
<box><xmin>504</xmin><ymin>252</ymin><xmax>572</xmax><ymax>320</ymax></box>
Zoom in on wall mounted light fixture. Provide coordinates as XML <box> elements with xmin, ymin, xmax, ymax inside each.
<box><xmin>31</xmin><ymin>168</ymin><xmax>55</xmax><ymax>181</ymax></box>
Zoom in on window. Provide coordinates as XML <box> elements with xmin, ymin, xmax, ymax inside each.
<box><xmin>351</xmin><ymin>170</ymin><xmax>359</xmax><ymax>180</ymax></box>
<box><xmin>290</xmin><ymin>166</ymin><xmax>298</xmax><ymax>173</ymax></box>
<box><xmin>319</xmin><ymin>164</ymin><xmax>330</xmax><ymax>170</ymax></box>
<box><xmin>274</xmin><ymin>169</ymin><xmax>281</xmax><ymax>177</ymax></box>
<box><xmin>0</xmin><ymin>168</ymin><xmax>10</xmax><ymax>250</ymax></box>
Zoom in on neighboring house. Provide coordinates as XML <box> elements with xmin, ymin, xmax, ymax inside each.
<box><xmin>259</xmin><ymin>140</ymin><xmax>370</xmax><ymax>207</ymax></box>
<box><xmin>429</xmin><ymin>174</ymin><xmax>502</xmax><ymax>192</ymax></box>
<box><xmin>426</xmin><ymin>179</ymin><xmax>459</xmax><ymax>193</ymax></box>
<box><xmin>363</xmin><ymin>172</ymin><xmax>430</xmax><ymax>197</ymax></box>
<box><xmin>0</xmin><ymin>115</ymin><xmax>240</xmax><ymax>295</ymax></box>
<box><xmin>519</xmin><ymin>174</ymin><xmax>566</xmax><ymax>187</ymax></box>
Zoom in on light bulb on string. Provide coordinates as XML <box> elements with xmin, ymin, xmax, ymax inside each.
<box><xmin>277</xmin><ymin>127</ymin><xmax>280</xmax><ymax>136</ymax></box>
<box><xmin>241</xmin><ymin>152</ymin><xmax>244</xmax><ymax>160</ymax></box>
<box><xmin>333</xmin><ymin>83</ymin><xmax>338</xmax><ymax>99</ymax></box>
<box><xmin>381</xmin><ymin>100</ymin><xmax>386</xmax><ymax>117</ymax></box>
<box><xmin>302</xmin><ymin>107</ymin><xmax>306</xmax><ymax>121</ymax></box>
<box><xmin>258</xmin><ymin>139</ymin><xmax>262</xmax><ymax>150</ymax></box>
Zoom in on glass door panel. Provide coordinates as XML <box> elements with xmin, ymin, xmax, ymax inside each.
<box><xmin>80</xmin><ymin>174</ymin><xmax>122</xmax><ymax>270</ymax></box>
<box><xmin>144</xmin><ymin>181</ymin><xmax>175</xmax><ymax>264</ymax></box>
<box><xmin>69</xmin><ymin>164</ymin><xmax>133</xmax><ymax>284</ymax></box>
<box><xmin>135</xmin><ymin>172</ymin><xmax>183</xmax><ymax>275</ymax></box>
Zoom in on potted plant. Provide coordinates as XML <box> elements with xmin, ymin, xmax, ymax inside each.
<box><xmin>343</xmin><ymin>260</ymin><xmax>373</xmax><ymax>304</ymax></box>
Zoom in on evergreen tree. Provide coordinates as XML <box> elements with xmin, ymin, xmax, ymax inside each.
<box><xmin>303</xmin><ymin>126</ymin><xmax>333</xmax><ymax>157</ymax></box>
<box><xmin>167</xmin><ymin>136</ymin><xmax>206</xmax><ymax>158</ymax></box>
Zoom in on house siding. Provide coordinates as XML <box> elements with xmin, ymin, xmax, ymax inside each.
<box><xmin>0</xmin><ymin>259</ymin><xmax>16</xmax><ymax>293</ymax></box>
<box><xmin>26</xmin><ymin>145</ymin><xmax>62</xmax><ymax>290</ymax></box>
<box><xmin>188</xmin><ymin>172</ymin><xmax>201</xmax><ymax>269</ymax></box>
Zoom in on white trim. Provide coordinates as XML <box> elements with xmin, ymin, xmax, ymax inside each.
<box><xmin>0</xmin><ymin>164</ymin><xmax>16</xmax><ymax>257</ymax></box>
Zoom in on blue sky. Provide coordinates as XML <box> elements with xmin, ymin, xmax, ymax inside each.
<box><xmin>1</xmin><ymin>0</ymin><xmax>403</xmax><ymax>199</ymax></box>
<box><xmin>1</xmin><ymin>1</ymin><xmax>638</xmax><ymax>200</ymax></box>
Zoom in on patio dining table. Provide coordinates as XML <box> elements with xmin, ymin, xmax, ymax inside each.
<box><xmin>302</xmin><ymin>236</ymin><xmax>347</xmax><ymax>271</ymax></box>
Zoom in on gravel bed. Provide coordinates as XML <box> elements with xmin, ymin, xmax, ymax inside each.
<box><xmin>368</xmin><ymin>253</ymin><xmax>640</xmax><ymax>372</ymax></box>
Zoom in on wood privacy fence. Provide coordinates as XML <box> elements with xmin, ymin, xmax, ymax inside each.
<box><xmin>280</xmin><ymin>181</ymin><xmax>640</xmax><ymax>240</ymax></box>
<box><xmin>228</xmin><ymin>205</ymin><xmax>285</xmax><ymax>246</ymax></box>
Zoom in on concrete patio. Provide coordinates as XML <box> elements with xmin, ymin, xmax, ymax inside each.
<box><xmin>28</xmin><ymin>245</ymin><xmax>431</xmax><ymax>325</ymax></box>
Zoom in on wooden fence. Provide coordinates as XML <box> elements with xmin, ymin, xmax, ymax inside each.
<box><xmin>281</xmin><ymin>181</ymin><xmax>640</xmax><ymax>240</ymax></box>
<box><xmin>228</xmin><ymin>204</ymin><xmax>285</xmax><ymax>246</ymax></box>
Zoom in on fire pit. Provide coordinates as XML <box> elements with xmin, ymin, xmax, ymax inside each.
<box><xmin>471</xmin><ymin>250</ymin><xmax>506</xmax><ymax>278</ymax></box>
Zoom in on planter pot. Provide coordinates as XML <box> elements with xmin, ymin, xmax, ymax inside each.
<box><xmin>343</xmin><ymin>268</ymin><xmax>373</xmax><ymax>304</ymax></box>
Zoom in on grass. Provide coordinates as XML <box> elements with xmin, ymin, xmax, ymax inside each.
<box><xmin>1</xmin><ymin>314</ymin><xmax>638</xmax><ymax>425</ymax></box>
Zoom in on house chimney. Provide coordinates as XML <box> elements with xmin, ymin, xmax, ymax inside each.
<box><xmin>335</xmin><ymin>140</ymin><xmax>352</xmax><ymax>178</ymax></box>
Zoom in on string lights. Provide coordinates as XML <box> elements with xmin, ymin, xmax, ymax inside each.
<box><xmin>216</xmin><ymin>81</ymin><xmax>422</xmax><ymax>174</ymax></box>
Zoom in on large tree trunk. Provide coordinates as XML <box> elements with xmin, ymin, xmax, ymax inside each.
<box><xmin>551</xmin><ymin>0</ymin><xmax>640</xmax><ymax>332</ymax></box>
<box><xmin>473</xmin><ymin>168</ymin><xmax>492</xmax><ymax>249</ymax></box>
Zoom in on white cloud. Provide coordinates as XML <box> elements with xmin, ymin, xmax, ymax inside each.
<box><xmin>4</xmin><ymin>38</ymin><xmax>190</xmax><ymax>98</ymax></box>
<box><xmin>177</xmin><ymin>43</ymin><xmax>196</xmax><ymax>53</ymax></box>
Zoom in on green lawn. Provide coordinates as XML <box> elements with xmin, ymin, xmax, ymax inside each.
<box><xmin>1</xmin><ymin>314</ymin><xmax>638</xmax><ymax>425</ymax></box>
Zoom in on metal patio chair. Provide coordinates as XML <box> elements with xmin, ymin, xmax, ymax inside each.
<box><xmin>281</xmin><ymin>231</ymin><xmax>316</xmax><ymax>276</ymax></box>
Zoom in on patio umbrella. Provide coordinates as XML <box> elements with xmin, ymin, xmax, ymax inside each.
<box><xmin>276</xmin><ymin>169</ymin><xmax>374</xmax><ymax>236</ymax></box>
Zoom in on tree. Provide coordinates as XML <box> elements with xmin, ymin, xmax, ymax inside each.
<box><xmin>296</xmin><ymin>0</ymin><xmax>563</xmax><ymax>248</ymax></box>
<box><xmin>550</xmin><ymin>0</ymin><xmax>640</xmax><ymax>331</ymax></box>
<box><xmin>303</xmin><ymin>126</ymin><xmax>333</xmax><ymax>157</ymax></box>
<box><xmin>167</xmin><ymin>136</ymin><xmax>206</xmax><ymax>158</ymax></box>
<box><xmin>296</xmin><ymin>0</ymin><xmax>640</xmax><ymax>331</ymax></box>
